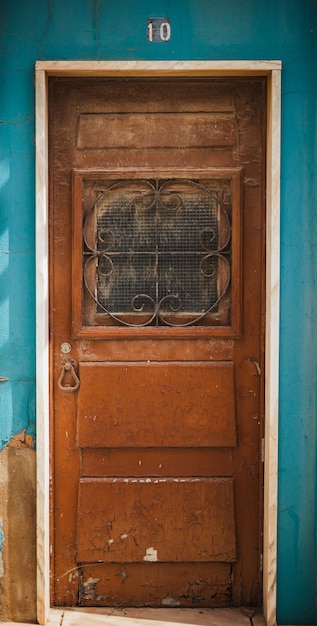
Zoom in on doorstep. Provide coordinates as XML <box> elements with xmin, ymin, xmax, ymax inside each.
<box><xmin>2</xmin><ymin>607</ymin><xmax>266</xmax><ymax>626</ymax></box>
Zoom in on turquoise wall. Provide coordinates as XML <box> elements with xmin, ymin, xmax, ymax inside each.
<box><xmin>1</xmin><ymin>0</ymin><xmax>316</xmax><ymax>622</ymax></box>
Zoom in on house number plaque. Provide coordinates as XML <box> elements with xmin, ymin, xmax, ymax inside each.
<box><xmin>147</xmin><ymin>18</ymin><xmax>171</xmax><ymax>42</ymax></box>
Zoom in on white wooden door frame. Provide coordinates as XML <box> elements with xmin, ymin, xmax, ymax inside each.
<box><xmin>35</xmin><ymin>60</ymin><xmax>281</xmax><ymax>626</ymax></box>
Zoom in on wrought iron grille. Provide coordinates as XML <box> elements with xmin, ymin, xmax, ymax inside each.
<box><xmin>83</xmin><ymin>179</ymin><xmax>231</xmax><ymax>327</ymax></box>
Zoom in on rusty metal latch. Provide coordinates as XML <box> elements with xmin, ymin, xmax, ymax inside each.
<box><xmin>58</xmin><ymin>357</ymin><xmax>80</xmax><ymax>392</ymax></box>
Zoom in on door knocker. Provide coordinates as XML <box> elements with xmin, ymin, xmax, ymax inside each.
<box><xmin>58</xmin><ymin>357</ymin><xmax>80</xmax><ymax>392</ymax></box>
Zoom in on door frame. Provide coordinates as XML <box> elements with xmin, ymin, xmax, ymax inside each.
<box><xmin>35</xmin><ymin>60</ymin><xmax>281</xmax><ymax>626</ymax></box>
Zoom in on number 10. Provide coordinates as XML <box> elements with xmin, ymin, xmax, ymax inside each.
<box><xmin>147</xmin><ymin>20</ymin><xmax>171</xmax><ymax>42</ymax></box>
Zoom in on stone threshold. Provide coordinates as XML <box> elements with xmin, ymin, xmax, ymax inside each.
<box><xmin>3</xmin><ymin>607</ymin><xmax>266</xmax><ymax>626</ymax></box>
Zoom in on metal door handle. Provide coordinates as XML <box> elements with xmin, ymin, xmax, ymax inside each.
<box><xmin>58</xmin><ymin>357</ymin><xmax>80</xmax><ymax>392</ymax></box>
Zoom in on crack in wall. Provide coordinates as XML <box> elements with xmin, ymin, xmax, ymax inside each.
<box><xmin>0</xmin><ymin>117</ymin><xmax>33</xmax><ymax>126</ymax></box>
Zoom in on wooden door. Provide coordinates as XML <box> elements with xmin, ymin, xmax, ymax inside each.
<box><xmin>49</xmin><ymin>77</ymin><xmax>265</xmax><ymax>609</ymax></box>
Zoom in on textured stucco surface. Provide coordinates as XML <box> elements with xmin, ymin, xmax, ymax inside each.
<box><xmin>0</xmin><ymin>446</ymin><xmax>36</xmax><ymax>622</ymax></box>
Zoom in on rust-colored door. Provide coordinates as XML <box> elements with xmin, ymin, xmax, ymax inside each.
<box><xmin>50</xmin><ymin>77</ymin><xmax>265</xmax><ymax>609</ymax></box>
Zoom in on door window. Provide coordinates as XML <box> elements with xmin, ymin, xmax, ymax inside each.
<box><xmin>76</xmin><ymin>171</ymin><xmax>241</xmax><ymax>332</ymax></box>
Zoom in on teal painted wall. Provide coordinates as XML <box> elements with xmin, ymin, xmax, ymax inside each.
<box><xmin>1</xmin><ymin>0</ymin><xmax>316</xmax><ymax>622</ymax></box>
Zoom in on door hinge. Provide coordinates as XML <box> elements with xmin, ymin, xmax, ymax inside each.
<box><xmin>260</xmin><ymin>553</ymin><xmax>263</xmax><ymax>571</ymax></box>
<box><xmin>261</xmin><ymin>437</ymin><xmax>265</xmax><ymax>463</ymax></box>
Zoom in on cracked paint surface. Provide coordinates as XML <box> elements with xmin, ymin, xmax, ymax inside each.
<box><xmin>143</xmin><ymin>547</ymin><xmax>157</xmax><ymax>562</ymax></box>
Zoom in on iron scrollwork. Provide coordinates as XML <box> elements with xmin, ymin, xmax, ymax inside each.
<box><xmin>83</xmin><ymin>179</ymin><xmax>231</xmax><ymax>327</ymax></box>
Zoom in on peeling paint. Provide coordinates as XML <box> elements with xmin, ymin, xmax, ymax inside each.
<box><xmin>81</xmin><ymin>576</ymin><xmax>100</xmax><ymax>600</ymax></box>
<box><xmin>68</xmin><ymin>570</ymin><xmax>79</xmax><ymax>583</ymax></box>
<box><xmin>246</xmin><ymin>358</ymin><xmax>261</xmax><ymax>376</ymax></box>
<box><xmin>143</xmin><ymin>546</ymin><xmax>157</xmax><ymax>562</ymax></box>
<box><xmin>162</xmin><ymin>594</ymin><xmax>181</xmax><ymax>607</ymax></box>
<box><xmin>115</xmin><ymin>568</ymin><xmax>128</xmax><ymax>583</ymax></box>
<box><xmin>120</xmin><ymin>533</ymin><xmax>129</xmax><ymax>540</ymax></box>
<box><xmin>7</xmin><ymin>429</ymin><xmax>34</xmax><ymax>449</ymax></box>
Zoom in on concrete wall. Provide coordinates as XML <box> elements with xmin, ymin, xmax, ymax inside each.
<box><xmin>0</xmin><ymin>1</ymin><xmax>316</xmax><ymax>622</ymax></box>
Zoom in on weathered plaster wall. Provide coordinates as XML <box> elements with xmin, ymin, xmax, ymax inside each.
<box><xmin>0</xmin><ymin>439</ymin><xmax>36</xmax><ymax>622</ymax></box>
<box><xmin>0</xmin><ymin>0</ymin><xmax>316</xmax><ymax>623</ymax></box>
